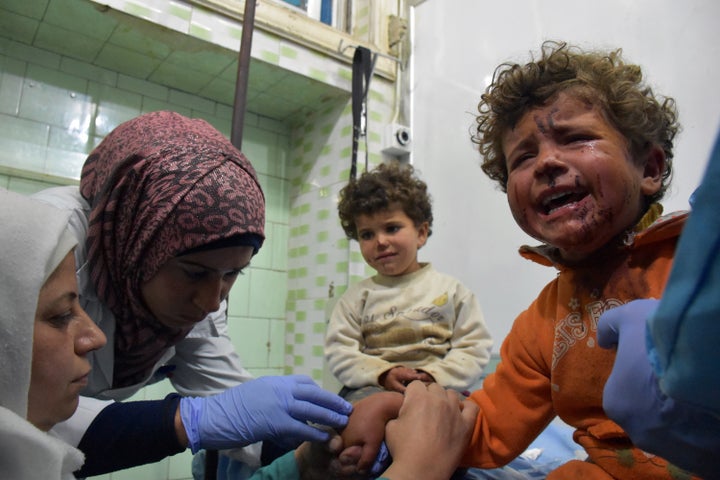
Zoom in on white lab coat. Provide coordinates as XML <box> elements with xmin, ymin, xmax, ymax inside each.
<box><xmin>35</xmin><ymin>186</ymin><xmax>261</xmax><ymax>465</ymax></box>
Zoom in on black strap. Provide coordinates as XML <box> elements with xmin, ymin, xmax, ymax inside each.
<box><xmin>204</xmin><ymin>449</ymin><xmax>219</xmax><ymax>480</ymax></box>
<box><xmin>351</xmin><ymin>46</ymin><xmax>374</xmax><ymax>181</ymax></box>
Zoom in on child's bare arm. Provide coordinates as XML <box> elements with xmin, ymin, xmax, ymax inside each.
<box><xmin>339</xmin><ymin>391</ymin><xmax>403</xmax><ymax>472</ymax></box>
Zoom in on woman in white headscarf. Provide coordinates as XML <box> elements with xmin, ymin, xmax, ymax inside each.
<box><xmin>0</xmin><ymin>189</ymin><xmax>107</xmax><ymax>479</ymax></box>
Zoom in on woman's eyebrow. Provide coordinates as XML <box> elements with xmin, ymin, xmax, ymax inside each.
<box><xmin>40</xmin><ymin>291</ymin><xmax>78</xmax><ymax>314</ymax></box>
<box><xmin>176</xmin><ymin>259</ymin><xmax>251</xmax><ymax>272</ymax></box>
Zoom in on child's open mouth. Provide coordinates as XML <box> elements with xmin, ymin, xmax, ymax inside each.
<box><xmin>541</xmin><ymin>190</ymin><xmax>588</xmax><ymax>215</ymax></box>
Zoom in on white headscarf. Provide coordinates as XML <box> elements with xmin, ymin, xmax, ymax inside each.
<box><xmin>0</xmin><ymin>189</ymin><xmax>84</xmax><ymax>479</ymax></box>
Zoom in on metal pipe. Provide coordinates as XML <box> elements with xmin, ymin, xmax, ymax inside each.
<box><xmin>206</xmin><ymin>6</ymin><xmax>258</xmax><ymax>479</ymax></box>
<box><xmin>231</xmin><ymin>0</ymin><xmax>258</xmax><ymax>149</ymax></box>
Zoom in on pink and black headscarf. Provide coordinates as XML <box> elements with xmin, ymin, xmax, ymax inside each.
<box><xmin>80</xmin><ymin>111</ymin><xmax>265</xmax><ymax>388</ymax></box>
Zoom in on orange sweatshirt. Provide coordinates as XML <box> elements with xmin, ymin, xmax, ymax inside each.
<box><xmin>461</xmin><ymin>211</ymin><xmax>700</xmax><ymax>479</ymax></box>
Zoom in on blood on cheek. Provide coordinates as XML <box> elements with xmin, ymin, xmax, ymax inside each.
<box><xmin>592</xmin><ymin>175</ymin><xmax>605</xmax><ymax>198</ymax></box>
<box><xmin>509</xmin><ymin>183</ymin><xmax>529</xmax><ymax>229</ymax></box>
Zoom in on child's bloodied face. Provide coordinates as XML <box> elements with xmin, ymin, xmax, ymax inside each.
<box><xmin>501</xmin><ymin>91</ymin><xmax>663</xmax><ymax>262</ymax></box>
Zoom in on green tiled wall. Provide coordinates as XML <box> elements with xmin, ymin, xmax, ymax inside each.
<box><xmin>283</xmin><ymin>73</ymin><xmax>396</xmax><ymax>382</ymax></box>
<box><xmin>1</xmin><ymin>0</ymin><xmax>402</xmax><ymax>478</ymax></box>
<box><xmin>0</xmin><ymin>33</ymin><xmax>291</xmax><ymax>354</ymax></box>
<box><xmin>0</xmin><ymin>34</ymin><xmax>290</xmax><ymax>480</ymax></box>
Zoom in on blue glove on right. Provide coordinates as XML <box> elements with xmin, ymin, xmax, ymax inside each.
<box><xmin>598</xmin><ymin>300</ymin><xmax>720</xmax><ymax>478</ymax></box>
<box><xmin>180</xmin><ymin>375</ymin><xmax>353</xmax><ymax>453</ymax></box>
<box><xmin>597</xmin><ymin>299</ymin><xmax>663</xmax><ymax>435</ymax></box>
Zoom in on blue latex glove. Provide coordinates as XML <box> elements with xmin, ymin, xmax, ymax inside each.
<box><xmin>368</xmin><ymin>441</ymin><xmax>391</xmax><ymax>477</ymax></box>
<box><xmin>180</xmin><ymin>375</ymin><xmax>352</xmax><ymax>453</ymax></box>
<box><xmin>598</xmin><ymin>300</ymin><xmax>720</xmax><ymax>477</ymax></box>
<box><xmin>597</xmin><ymin>299</ymin><xmax>664</xmax><ymax>435</ymax></box>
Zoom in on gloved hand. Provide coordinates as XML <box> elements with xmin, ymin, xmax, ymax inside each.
<box><xmin>180</xmin><ymin>375</ymin><xmax>353</xmax><ymax>453</ymax></box>
<box><xmin>598</xmin><ymin>300</ymin><xmax>720</xmax><ymax>477</ymax></box>
<box><xmin>597</xmin><ymin>299</ymin><xmax>661</xmax><ymax>434</ymax></box>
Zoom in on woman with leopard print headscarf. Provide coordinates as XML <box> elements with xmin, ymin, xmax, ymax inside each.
<box><xmin>34</xmin><ymin>111</ymin><xmax>351</xmax><ymax>477</ymax></box>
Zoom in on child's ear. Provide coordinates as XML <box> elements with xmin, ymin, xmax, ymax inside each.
<box><xmin>417</xmin><ymin>221</ymin><xmax>430</xmax><ymax>248</ymax></box>
<box><xmin>640</xmin><ymin>145</ymin><xmax>666</xmax><ymax>196</ymax></box>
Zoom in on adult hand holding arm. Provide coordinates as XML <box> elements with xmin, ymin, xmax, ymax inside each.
<box><xmin>179</xmin><ymin>375</ymin><xmax>352</xmax><ymax>453</ymax></box>
<box><xmin>381</xmin><ymin>381</ymin><xmax>479</xmax><ymax>480</ymax></box>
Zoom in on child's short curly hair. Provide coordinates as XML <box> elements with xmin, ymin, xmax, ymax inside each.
<box><xmin>338</xmin><ymin>162</ymin><xmax>433</xmax><ymax>241</ymax></box>
<box><xmin>473</xmin><ymin>40</ymin><xmax>679</xmax><ymax>204</ymax></box>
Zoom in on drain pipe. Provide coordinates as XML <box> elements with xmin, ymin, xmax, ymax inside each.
<box><xmin>231</xmin><ymin>0</ymin><xmax>258</xmax><ymax>150</ymax></box>
<box><xmin>206</xmin><ymin>4</ymin><xmax>257</xmax><ymax>479</ymax></box>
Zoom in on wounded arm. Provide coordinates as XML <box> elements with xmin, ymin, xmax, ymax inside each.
<box><xmin>340</xmin><ymin>391</ymin><xmax>404</xmax><ymax>470</ymax></box>
<box><xmin>461</xmin><ymin>307</ymin><xmax>556</xmax><ymax>468</ymax></box>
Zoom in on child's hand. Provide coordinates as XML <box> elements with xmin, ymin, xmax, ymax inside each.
<box><xmin>380</xmin><ymin>366</ymin><xmax>427</xmax><ymax>392</ymax></box>
<box><xmin>339</xmin><ymin>391</ymin><xmax>403</xmax><ymax>472</ymax></box>
<box><xmin>295</xmin><ymin>433</ymin><xmax>365</xmax><ymax>480</ymax></box>
<box><xmin>414</xmin><ymin>369</ymin><xmax>435</xmax><ymax>384</ymax></box>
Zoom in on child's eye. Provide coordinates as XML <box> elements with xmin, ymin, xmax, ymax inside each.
<box><xmin>509</xmin><ymin>152</ymin><xmax>534</xmax><ymax>170</ymax></box>
<box><xmin>566</xmin><ymin>133</ymin><xmax>594</xmax><ymax>144</ymax></box>
<box><xmin>386</xmin><ymin>225</ymin><xmax>401</xmax><ymax>234</ymax></box>
<box><xmin>359</xmin><ymin>231</ymin><xmax>374</xmax><ymax>241</ymax></box>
